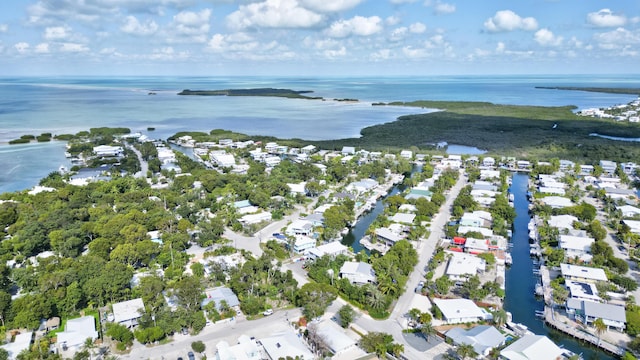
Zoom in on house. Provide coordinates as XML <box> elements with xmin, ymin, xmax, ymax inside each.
<box><xmin>400</xmin><ymin>150</ymin><xmax>413</xmax><ymax>159</ymax></box>
<box><xmin>315</xmin><ymin>320</ymin><xmax>358</xmax><ymax>355</ymax></box>
<box><xmin>285</xmin><ymin>220</ymin><xmax>314</xmax><ymax>237</ymax></box>
<box><xmin>306</xmin><ymin>241</ymin><xmax>348</xmax><ymax>260</ymax></box>
<box><xmin>623</xmin><ymin>219</ymin><xmax>640</xmax><ymax>235</ymax></box>
<box><xmin>458</xmin><ymin>226</ymin><xmax>493</xmax><ymax>237</ymax></box>
<box><xmin>566</xmin><ymin>299</ymin><xmax>626</xmax><ymax>331</ymax></box>
<box><xmin>600</xmin><ymin>160</ymin><xmax>617</xmax><ymax>175</ymax></box>
<box><xmin>465</xmin><ymin>238</ymin><xmax>490</xmax><ymax>254</ymax></box>
<box><xmin>301</xmin><ymin>145</ymin><xmax>316</xmax><ymax>154</ymax></box>
<box><xmin>445</xmin><ymin>252</ymin><xmax>486</xmax><ymax>282</ymax></box>
<box><xmin>341</xmin><ymin>146</ymin><xmax>356</xmax><ymax>155</ymax></box>
<box><xmin>538</xmin><ymin>187</ymin><xmax>565</xmax><ymax>196</ymax></box>
<box><xmin>516</xmin><ymin>160</ymin><xmax>530</xmax><ymax>169</ymax></box>
<box><xmin>260</xmin><ymin>331</ymin><xmax>314</xmax><ymax>360</ymax></box>
<box><xmin>559</xmin><ymin>159</ymin><xmax>575</xmax><ymax>171</ymax></box>
<box><xmin>482</xmin><ymin>157</ymin><xmax>496</xmax><ymax>167</ymax></box>
<box><xmin>1</xmin><ymin>332</ymin><xmax>32</xmax><ymax>360</ymax></box>
<box><xmin>560</xmin><ymin>263</ymin><xmax>607</xmax><ymax>283</ymax></box>
<box><xmin>239</xmin><ymin>212</ymin><xmax>272</xmax><ymax>225</ymax></box>
<box><xmin>287</xmin><ymin>182</ymin><xmax>307</xmax><ymax>195</ymax></box>
<box><xmin>405</xmin><ymin>188</ymin><xmax>433</xmax><ymax>201</ymax></box>
<box><xmin>605</xmin><ymin>188</ymin><xmax>637</xmax><ymax>201</ymax></box>
<box><xmin>264</xmin><ymin>142</ymin><xmax>278</xmax><ymax>153</ymax></box>
<box><xmin>618</xmin><ymin>205</ymin><xmax>640</xmax><ymax>218</ymax></box>
<box><xmin>559</xmin><ymin>235</ymin><xmax>594</xmax><ymax>260</ymax></box>
<box><xmin>391</xmin><ymin>213</ymin><xmax>415</xmax><ymax>225</ymax></box>
<box><xmin>215</xmin><ymin>335</ymin><xmax>261</xmax><ymax>360</ymax></box>
<box><xmin>445</xmin><ymin>325</ymin><xmax>505</xmax><ymax>357</ymax></box>
<box><xmin>432</xmin><ymin>298</ymin><xmax>491</xmax><ymax>324</ymax></box>
<box><xmin>579</xmin><ymin>164</ymin><xmax>594</xmax><ymax>175</ymax></box>
<box><xmin>201</xmin><ymin>287</ymin><xmax>240</xmax><ymax>311</ymax></box>
<box><xmin>293</xmin><ymin>235</ymin><xmax>316</xmax><ymax>253</ymax></box>
<box><xmin>565</xmin><ymin>280</ymin><xmax>601</xmax><ymax>303</ymax></box>
<box><xmin>111</xmin><ymin>298</ymin><xmax>145</xmax><ymax>328</ymax></box>
<box><xmin>548</xmin><ymin>215</ymin><xmax>579</xmax><ymax>231</ymax></box>
<box><xmin>210</xmin><ymin>152</ymin><xmax>236</xmax><ymax>167</ymax></box>
<box><xmin>500</xmin><ymin>335</ymin><xmax>564</xmax><ymax>360</ymax></box>
<box><xmin>340</xmin><ymin>261</ymin><xmax>376</xmax><ymax>284</ymax></box>
<box><xmin>93</xmin><ymin>145</ymin><xmax>123</xmax><ymax>157</ymax></box>
<box><xmin>56</xmin><ymin>316</ymin><xmax>98</xmax><ymax>352</ymax></box>
<box><xmin>540</xmin><ymin>196</ymin><xmax>574</xmax><ymax>209</ymax></box>
<box><xmin>375</xmin><ymin>227</ymin><xmax>404</xmax><ymax>246</ymax></box>
<box><xmin>480</xmin><ymin>169</ymin><xmax>501</xmax><ymax>180</ymax></box>
<box><xmin>347</xmin><ymin>179</ymin><xmax>378</xmax><ymax>194</ymax></box>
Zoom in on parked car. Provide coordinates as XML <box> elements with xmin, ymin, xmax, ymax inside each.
<box><xmin>263</xmin><ymin>309</ymin><xmax>274</xmax><ymax>316</ymax></box>
<box><xmin>415</xmin><ymin>285</ymin><xmax>423</xmax><ymax>294</ymax></box>
<box><xmin>188</xmin><ymin>352</ymin><xmax>195</xmax><ymax>360</ymax></box>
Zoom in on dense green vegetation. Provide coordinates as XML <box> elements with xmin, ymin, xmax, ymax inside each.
<box><xmin>178</xmin><ymin>88</ymin><xmax>322</xmax><ymax>99</ymax></box>
<box><xmin>311</xmin><ymin>101</ymin><xmax>640</xmax><ymax>163</ymax></box>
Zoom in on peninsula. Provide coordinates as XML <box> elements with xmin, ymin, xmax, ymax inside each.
<box><xmin>177</xmin><ymin>88</ymin><xmax>322</xmax><ymax>99</ymax></box>
<box><xmin>536</xmin><ymin>86</ymin><xmax>640</xmax><ymax>95</ymax></box>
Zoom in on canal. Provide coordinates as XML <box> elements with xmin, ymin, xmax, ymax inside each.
<box><xmin>505</xmin><ymin>173</ymin><xmax>615</xmax><ymax>360</ymax></box>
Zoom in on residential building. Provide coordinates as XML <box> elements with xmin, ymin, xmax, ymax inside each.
<box><xmin>56</xmin><ymin>316</ymin><xmax>98</xmax><ymax>352</ymax></box>
<box><xmin>559</xmin><ymin>235</ymin><xmax>594</xmax><ymax>261</ymax></box>
<box><xmin>239</xmin><ymin>212</ymin><xmax>272</xmax><ymax>225</ymax></box>
<box><xmin>482</xmin><ymin>157</ymin><xmax>496</xmax><ymax>167</ymax></box>
<box><xmin>565</xmin><ymin>280</ymin><xmax>601</xmax><ymax>303</ymax></box>
<box><xmin>400</xmin><ymin>150</ymin><xmax>413</xmax><ymax>159</ymax></box>
<box><xmin>293</xmin><ymin>235</ymin><xmax>316</xmax><ymax>253</ymax></box>
<box><xmin>391</xmin><ymin>213</ymin><xmax>415</xmax><ymax>225</ymax></box>
<box><xmin>1</xmin><ymin>332</ymin><xmax>32</xmax><ymax>360</ymax></box>
<box><xmin>445</xmin><ymin>252</ymin><xmax>486</xmax><ymax>282</ymax></box>
<box><xmin>315</xmin><ymin>320</ymin><xmax>359</xmax><ymax>355</ymax></box>
<box><xmin>432</xmin><ymin>298</ymin><xmax>491</xmax><ymax>324</ymax></box>
<box><xmin>341</xmin><ymin>146</ymin><xmax>356</xmax><ymax>155</ymax></box>
<box><xmin>260</xmin><ymin>331</ymin><xmax>314</xmax><ymax>360</ymax></box>
<box><xmin>600</xmin><ymin>160</ymin><xmax>617</xmax><ymax>175</ymax></box>
<box><xmin>93</xmin><ymin>145</ymin><xmax>123</xmax><ymax>157</ymax></box>
<box><xmin>618</xmin><ymin>205</ymin><xmax>640</xmax><ymax>218</ymax></box>
<box><xmin>500</xmin><ymin>335</ymin><xmax>564</xmax><ymax>360</ymax></box>
<box><xmin>306</xmin><ymin>241</ymin><xmax>348</xmax><ymax>260</ymax></box>
<box><xmin>566</xmin><ymin>299</ymin><xmax>626</xmax><ymax>331</ymax></box>
<box><xmin>548</xmin><ymin>215</ymin><xmax>579</xmax><ymax>231</ymax></box>
<box><xmin>375</xmin><ymin>227</ymin><xmax>404</xmax><ymax>246</ymax></box>
<box><xmin>540</xmin><ymin>196</ymin><xmax>574</xmax><ymax>209</ymax></box>
<box><xmin>339</xmin><ymin>261</ymin><xmax>376</xmax><ymax>284</ymax></box>
<box><xmin>111</xmin><ymin>298</ymin><xmax>145</xmax><ymax>327</ymax></box>
<box><xmin>201</xmin><ymin>287</ymin><xmax>240</xmax><ymax>311</ymax></box>
<box><xmin>560</xmin><ymin>264</ymin><xmax>607</xmax><ymax>283</ymax></box>
<box><xmin>445</xmin><ymin>325</ymin><xmax>505</xmax><ymax>357</ymax></box>
<box><xmin>285</xmin><ymin>220</ymin><xmax>314</xmax><ymax>237</ymax></box>
<box><xmin>215</xmin><ymin>335</ymin><xmax>261</xmax><ymax>360</ymax></box>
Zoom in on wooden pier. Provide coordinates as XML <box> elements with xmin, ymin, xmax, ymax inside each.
<box><xmin>543</xmin><ymin>307</ymin><xmax>625</xmax><ymax>356</ymax></box>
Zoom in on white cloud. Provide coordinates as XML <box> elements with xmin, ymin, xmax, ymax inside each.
<box><xmin>172</xmin><ymin>9</ymin><xmax>211</xmax><ymax>37</ymax></box>
<box><xmin>433</xmin><ymin>1</ymin><xmax>455</xmax><ymax>15</ymax></box>
<box><xmin>227</xmin><ymin>0</ymin><xmax>324</xmax><ymax>30</ymax></box>
<box><xmin>496</xmin><ymin>41</ymin><xmax>505</xmax><ymax>53</ymax></box>
<box><xmin>594</xmin><ymin>27</ymin><xmax>640</xmax><ymax>49</ymax></box>
<box><xmin>632</xmin><ymin>17</ymin><xmax>640</xmax><ymax>24</ymax></box>
<box><xmin>60</xmin><ymin>43</ymin><xmax>89</xmax><ymax>52</ymax></box>
<box><xmin>299</xmin><ymin>0</ymin><xmax>363</xmax><ymax>13</ymax></box>
<box><xmin>409</xmin><ymin>22</ymin><xmax>426</xmax><ymax>34</ymax></box>
<box><xmin>402</xmin><ymin>46</ymin><xmax>428</xmax><ymax>59</ymax></box>
<box><xmin>587</xmin><ymin>9</ymin><xmax>627</xmax><ymax>28</ymax></box>
<box><xmin>0</xmin><ymin>24</ymin><xmax>8</xmax><ymax>33</ymax></box>
<box><xmin>323</xmin><ymin>46</ymin><xmax>347</xmax><ymax>58</ymax></box>
<box><xmin>371</xmin><ymin>48</ymin><xmax>391</xmax><ymax>61</ymax></box>
<box><xmin>390</xmin><ymin>0</ymin><xmax>416</xmax><ymax>3</ymax></box>
<box><xmin>14</xmin><ymin>42</ymin><xmax>30</xmax><ymax>54</ymax></box>
<box><xmin>569</xmin><ymin>36</ymin><xmax>583</xmax><ymax>49</ymax></box>
<box><xmin>34</xmin><ymin>43</ymin><xmax>50</xmax><ymax>53</ymax></box>
<box><xmin>326</xmin><ymin>16</ymin><xmax>383</xmax><ymax>38</ymax></box>
<box><xmin>44</xmin><ymin>26</ymin><xmax>72</xmax><ymax>40</ymax></box>
<box><xmin>121</xmin><ymin>16</ymin><xmax>159</xmax><ymax>35</ymax></box>
<box><xmin>385</xmin><ymin>16</ymin><xmax>401</xmax><ymax>26</ymax></box>
<box><xmin>484</xmin><ymin>10</ymin><xmax>538</xmax><ymax>32</ymax></box>
<box><xmin>389</xmin><ymin>27</ymin><xmax>408</xmax><ymax>42</ymax></box>
<box><xmin>534</xmin><ymin>28</ymin><xmax>563</xmax><ymax>47</ymax></box>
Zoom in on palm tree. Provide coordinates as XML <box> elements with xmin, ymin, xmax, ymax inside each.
<box><xmin>493</xmin><ymin>309</ymin><xmax>508</xmax><ymax>328</ymax></box>
<box><xmin>593</xmin><ymin>318</ymin><xmax>607</xmax><ymax>346</ymax></box>
<box><xmin>420</xmin><ymin>322</ymin><xmax>435</xmax><ymax>342</ymax></box>
<box><xmin>456</xmin><ymin>343</ymin><xmax>478</xmax><ymax>360</ymax></box>
<box><xmin>366</xmin><ymin>287</ymin><xmax>386</xmax><ymax>310</ymax></box>
<box><xmin>389</xmin><ymin>343</ymin><xmax>404</xmax><ymax>357</ymax></box>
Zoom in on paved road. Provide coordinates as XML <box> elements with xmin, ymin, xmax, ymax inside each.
<box><xmin>125</xmin><ymin>143</ymin><xmax>149</xmax><ymax>178</ymax></box>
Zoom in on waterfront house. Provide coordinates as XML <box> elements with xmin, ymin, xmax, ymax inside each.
<box><xmin>93</xmin><ymin>145</ymin><xmax>123</xmax><ymax>157</ymax></box>
<box><xmin>339</xmin><ymin>261</ymin><xmax>376</xmax><ymax>285</ymax></box>
<box><xmin>210</xmin><ymin>152</ymin><xmax>236</xmax><ymax>168</ymax></box>
<box><xmin>539</xmin><ymin>196</ymin><xmax>574</xmax><ymax>209</ymax></box>
<box><xmin>432</xmin><ymin>298</ymin><xmax>491</xmax><ymax>324</ymax></box>
<box><xmin>56</xmin><ymin>316</ymin><xmax>98</xmax><ymax>353</ymax></box>
<box><xmin>445</xmin><ymin>325</ymin><xmax>505</xmax><ymax>357</ymax></box>
<box><xmin>347</xmin><ymin>178</ymin><xmax>378</xmax><ymax>194</ymax></box>
<box><xmin>482</xmin><ymin>157</ymin><xmax>496</xmax><ymax>167</ymax></box>
<box><xmin>445</xmin><ymin>252</ymin><xmax>486</xmax><ymax>283</ymax></box>
<box><xmin>516</xmin><ymin>160</ymin><xmax>530</xmax><ymax>169</ymax></box>
<box><xmin>566</xmin><ymin>298</ymin><xmax>626</xmax><ymax>331</ymax></box>
<box><xmin>400</xmin><ymin>150</ymin><xmax>413</xmax><ymax>159</ymax></box>
<box><xmin>538</xmin><ymin>187</ymin><xmax>566</xmax><ymax>196</ymax></box>
<box><xmin>500</xmin><ymin>335</ymin><xmax>564</xmax><ymax>360</ymax></box>
<box><xmin>604</xmin><ymin>188</ymin><xmax>637</xmax><ymax>201</ymax></box>
<box><xmin>565</xmin><ymin>280</ymin><xmax>601</xmax><ymax>303</ymax></box>
<box><xmin>599</xmin><ymin>160</ymin><xmax>617</xmax><ymax>175</ymax></box>
<box><xmin>391</xmin><ymin>212</ymin><xmax>416</xmax><ymax>225</ymax></box>
<box><xmin>480</xmin><ymin>170</ymin><xmax>501</xmax><ymax>180</ymax></box>
<box><xmin>375</xmin><ymin>227</ymin><xmax>405</xmax><ymax>246</ymax></box>
<box><xmin>405</xmin><ymin>188</ymin><xmax>433</xmax><ymax>201</ymax></box>
<box><xmin>548</xmin><ymin>215</ymin><xmax>579</xmax><ymax>231</ymax></box>
<box><xmin>458</xmin><ymin>226</ymin><xmax>493</xmax><ymax>238</ymax></box>
<box><xmin>1</xmin><ymin>332</ymin><xmax>33</xmax><ymax>360</ymax></box>
<box><xmin>560</xmin><ymin>264</ymin><xmax>607</xmax><ymax>283</ymax></box>
<box><xmin>111</xmin><ymin>298</ymin><xmax>145</xmax><ymax>328</ymax></box>
<box><xmin>464</xmin><ymin>238</ymin><xmax>491</xmax><ymax>254</ymax></box>
<box><xmin>559</xmin><ymin>235</ymin><xmax>594</xmax><ymax>261</ymax></box>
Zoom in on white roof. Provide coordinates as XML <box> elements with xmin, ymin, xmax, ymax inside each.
<box><xmin>446</xmin><ymin>252</ymin><xmax>485</xmax><ymax>277</ymax></box>
<box><xmin>391</xmin><ymin>213</ymin><xmax>415</xmax><ymax>225</ymax></box>
<box><xmin>315</xmin><ymin>241</ymin><xmax>348</xmax><ymax>255</ymax></box>
<box><xmin>260</xmin><ymin>332</ymin><xmax>314</xmax><ymax>360</ymax></box>
<box><xmin>112</xmin><ymin>298</ymin><xmax>145</xmax><ymax>323</ymax></box>
<box><xmin>560</xmin><ymin>264</ymin><xmax>607</xmax><ymax>282</ymax></box>
<box><xmin>1</xmin><ymin>332</ymin><xmax>32</xmax><ymax>360</ymax></box>
<box><xmin>624</xmin><ymin>219</ymin><xmax>640</xmax><ymax>234</ymax></box>
<box><xmin>501</xmin><ymin>335</ymin><xmax>564</xmax><ymax>360</ymax></box>
<box><xmin>458</xmin><ymin>226</ymin><xmax>493</xmax><ymax>237</ymax></box>
<box><xmin>548</xmin><ymin>215</ymin><xmax>579</xmax><ymax>230</ymax></box>
<box><xmin>540</xmin><ymin>196</ymin><xmax>574</xmax><ymax>208</ymax></box>
<box><xmin>56</xmin><ymin>316</ymin><xmax>98</xmax><ymax>348</ymax></box>
<box><xmin>316</xmin><ymin>320</ymin><xmax>356</xmax><ymax>354</ymax></box>
<box><xmin>376</xmin><ymin>227</ymin><xmax>403</xmax><ymax>243</ymax></box>
<box><xmin>287</xmin><ymin>182</ymin><xmax>307</xmax><ymax>194</ymax></box>
<box><xmin>619</xmin><ymin>205</ymin><xmax>640</xmax><ymax>216</ymax></box>
<box><xmin>559</xmin><ymin>235</ymin><xmax>594</xmax><ymax>252</ymax></box>
<box><xmin>340</xmin><ymin>261</ymin><xmax>374</xmax><ymax>277</ymax></box>
<box><xmin>407</xmin><ymin>294</ymin><xmax>432</xmax><ymax>314</ymax></box>
<box><xmin>433</xmin><ymin>298</ymin><xmax>484</xmax><ymax>321</ymax></box>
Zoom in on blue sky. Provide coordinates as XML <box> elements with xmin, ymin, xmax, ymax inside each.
<box><xmin>0</xmin><ymin>0</ymin><xmax>638</xmax><ymax>75</ymax></box>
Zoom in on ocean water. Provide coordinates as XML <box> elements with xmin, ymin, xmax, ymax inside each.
<box><xmin>1</xmin><ymin>75</ymin><xmax>639</xmax><ymax>193</ymax></box>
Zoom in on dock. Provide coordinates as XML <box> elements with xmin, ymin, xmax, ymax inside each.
<box><xmin>542</xmin><ymin>307</ymin><xmax>625</xmax><ymax>356</ymax></box>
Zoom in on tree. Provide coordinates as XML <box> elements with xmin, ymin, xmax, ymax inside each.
<box><xmin>456</xmin><ymin>343</ymin><xmax>478</xmax><ymax>360</ymax></box>
<box><xmin>296</xmin><ymin>283</ymin><xmax>337</xmax><ymax>319</ymax></box>
<box><xmin>105</xmin><ymin>323</ymin><xmax>134</xmax><ymax>347</ymax></box>
<box><xmin>174</xmin><ymin>276</ymin><xmax>204</xmax><ymax>313</ymax></box>
<box><xmin>593</xmin><ymin>318</ymin><xmax>607</xmax><ymax>346</ymax></box>
<box><xmin>191</xmin><ymin>340</ymin><xmax>206</xmax><ymax>353</ymax></box>
<box><xmin>420</xmin><ymin>322</ymin><xmax>435</xmax><ymax>342</ymax></box>
<box><xmin>338</xmin><ymin>305</ymin><xmax>355</xmax><ymax>328</ymax></box>
<box><xmin>435</xmin><ymin>275</ymin><xmax>452</xmax><ymax>295</ymax></box>
<box><xmin>492</xmin><ymin>309</ymin><xmax>507</xmax><ymax>328</ymax></box>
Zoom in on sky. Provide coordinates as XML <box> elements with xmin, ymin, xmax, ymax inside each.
<box><xmin>0</xmin><ymin>0</ymin><xmax>639</xmax><ymax>76</ymax></box>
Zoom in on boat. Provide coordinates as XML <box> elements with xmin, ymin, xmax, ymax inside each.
<box><xmin>505</xmin><ymin>253</ymin><xmax>513</xmax><ymax>265</ymax></box>
<box><xmin>535</xmin><ymin>310</ymin><xmax>545</xmax><ymax>318</ymax></box>
<box><xmin>535</xmin><ymin>283</ymin><xmax>544</xmax><ymax>296</ymax></box>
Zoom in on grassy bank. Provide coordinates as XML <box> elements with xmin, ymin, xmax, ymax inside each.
<box><xmin>310</xmin><ymin>101</ymin><xmax>640</xmax><ymax>163</ymax></box>
<box><xmin>535</xmin><ymin>86</ymin><xmax>640</xmax><ymax>96</ymax></box>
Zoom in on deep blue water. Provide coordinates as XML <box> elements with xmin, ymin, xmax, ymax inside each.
<box><xmin>505</xmin><ymin>173</ymin><xmax>614</xmax><ymax>360</ymax></box>
<box><xmin>1</xmin><ymin>75</ymin><xmax>639</xmax><ymax>193</ymax></box>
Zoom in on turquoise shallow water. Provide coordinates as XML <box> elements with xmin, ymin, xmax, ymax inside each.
<box><xmin>1</xmin><ymin>75</ymin><xmax>639</xmax><ymax>193</ymax></box>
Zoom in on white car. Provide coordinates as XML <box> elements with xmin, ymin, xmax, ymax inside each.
<box><xmin>263</xmin><ymin>309</ymin><xmax>274</xmax><ymax>316</ymax></box>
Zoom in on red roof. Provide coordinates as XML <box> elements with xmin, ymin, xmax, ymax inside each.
<box><xmin>453</xmin><ymin>237</ymin><xmax>466</xmax><ymax>245</ymax></box>
<box><xmin>449</xmin><ymin>247</ymin><xmax>464</xmax><ymax>252</ymax></box>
